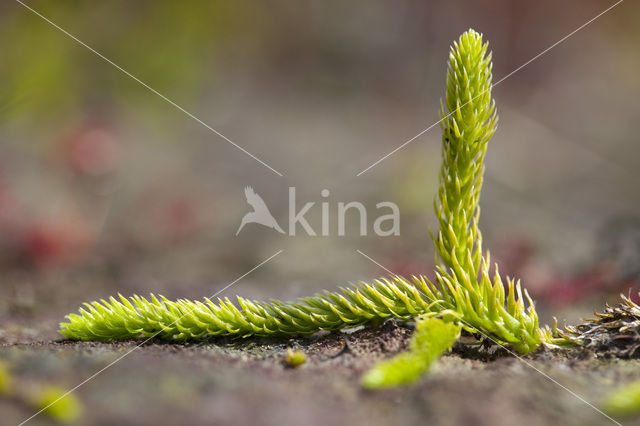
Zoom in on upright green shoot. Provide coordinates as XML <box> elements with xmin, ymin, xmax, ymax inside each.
<box><xmin>425</xmin><ymin>29</ymin><xmax>544</xmax><ymax>354</ymax></box>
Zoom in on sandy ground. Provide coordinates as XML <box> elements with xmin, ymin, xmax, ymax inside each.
<box><xmin>1</xmin><ymin>318</ymin><xmax>638</xmax><ymax>426</ymax></box>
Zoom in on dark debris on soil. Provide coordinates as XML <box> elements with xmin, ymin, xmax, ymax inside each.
<box><xmin>565</xmin><ymin>294</ymin><xmax>640</xmax><ymax>359</ymax></box>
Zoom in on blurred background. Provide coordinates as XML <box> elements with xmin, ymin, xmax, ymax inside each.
<box><xmin>1</xmin><ymin>0</ymin><xmax>639</xmax><ymax>340</ymax></box>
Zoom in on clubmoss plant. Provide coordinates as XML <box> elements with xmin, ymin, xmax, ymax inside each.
<box><xmin>427</xmin><ymin>29</ymin><xmax>548</xmax><ymax>354</ymax></box>
<box><xmin>59</xmin><ymin>278</ymin><xmax>442</xmax><ymax>341</ymax></box>
<box><xmin>59</xmin><ymin>29</ymin><xmax>563</xmax><ymax>356</ymax></box>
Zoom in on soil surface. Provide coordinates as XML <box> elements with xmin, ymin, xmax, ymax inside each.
<box><xmin>1</xmin><ymin>318</ymin><xmax>638</xmax><ymax>426</ymax></box>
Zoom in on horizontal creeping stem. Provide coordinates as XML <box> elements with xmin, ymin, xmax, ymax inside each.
<box><xmin>59</xmin><ymin>276</ymin><xmax>445</xmax><ymax>341</ymax></box>
<box><xmin>59</xmin><ymin>271</ymin><xmax>552</xmax><ymax>354</ymax></box>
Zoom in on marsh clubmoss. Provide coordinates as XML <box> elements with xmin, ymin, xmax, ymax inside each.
<box><xmin>59</xmin><ymin>30</ymin><xmax>569</xmax><ymax>363</ymax></box>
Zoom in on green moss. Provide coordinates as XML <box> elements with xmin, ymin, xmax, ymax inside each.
<box><xmin>602</xmin><ymin>379</ymin><xmax>640</xmax><ymax>417</ymax></box>
<box><xmin>284</xmin><ymin>349</ymin><xmax>306</xmax><ymax>368</ymax></box>
<box><xmin>0</xmin><ymin>360</ymin><xmax>11</xmax><ymax>395</ymax></box>
<box><xmin>32</xmin><ymin>386</ymin><xmax>83</xmax><ymax>424</ymax></box>
<box><xmin>362</xmin><ymin>317</ymin><xmax>461</xmax><ymax>389</ymax></box>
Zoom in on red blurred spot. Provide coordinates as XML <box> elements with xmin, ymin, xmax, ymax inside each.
<box><xmin>162</xmin><ymin>197</ymin><xmax>198</xmax><ymax>242</ymax></box>
<box><xmin>21</xmin><ymin>220</ymin><xmax>94</xmax><ymax>267</ymax></box>
<box><xmin>24</xmin><ymin>225</ymin><xmax>67</xmax><ymax>264</ymax></box>
<box><xmin>63</xmin><ymin>126</ymin><xmax>120</xmax><ymax>176</ymax></box>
